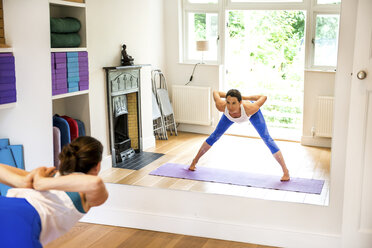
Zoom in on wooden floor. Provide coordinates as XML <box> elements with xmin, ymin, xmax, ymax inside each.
<box><xmin>100</xmin><ymin>132</ymin><xmax>330</xmax><ymax>206</ymax></box>
<box><xmin>45</xmin><ymin>222</ymin><xmax>278</xmax><ymax>248</ymax></box>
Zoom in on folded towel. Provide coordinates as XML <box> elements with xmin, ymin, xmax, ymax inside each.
<box><xmin>51</xmin><ymin>33</ymin><xmax>81</xmax><ymax>48</ymax></box>
<box><xmin>50</xmin><ymin>17</ymin><xmax>81</xmax><ymax>33</ymax></box>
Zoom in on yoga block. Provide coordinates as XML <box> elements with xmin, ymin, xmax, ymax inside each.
<box><xmin>79</xmin><ymin>70</ymin><xmax>89</xmax><ymax>76</ymax></box>
<box><xmin>78</xmin><ymin>51</ymin><xmax>88</xmax><ymax>57</ymax></box>
<box><xmin>67</xmin><ymin>71</ymin><xmax>79</xmax><ymax>78</ymax></box>
<box><xmin>68</xmin><ymin>86</ymin><xmax>79</xmax><ymax>93</ymax></box>
<box><xmin>67</xmin><ymin>76</ymin><xmax>79</xmax><ymax>82</ymax></box>
<box><xmin>0</xmin><ymin>53</ymin><xmax>12</xmax><ymax>57</ymax></box>
<box><xmin>7</xmin><ymin>145</ymin><xmax>24</xmax><ymax>169</ymax></box>
<box><xmin>67</xmin><ymin>62</ymin><xmax>79</xmax><ymax>68</ymax></box>
<box><xmin>0</xmin><ymin>57</ymin><xmax>14</xmax><ymax>64</ymax></box>
<box><xmin>66</xmin><ymin>52</ymin><xmax>78</xmax><ymax>58</ymax></box>
<box><xmin>0</xmin><ymin>95</ymin><xmax>16</xmax><ymax>104</ymax></box>
<box><xmin>55</xmin><ymin>68</ymin><xmax>67</xmax><ymax>74</ymax></box>
<box><xmin>52</xmin><ymin>88</ymin><xmax>68</xmax><ymax>96</ymax></box>
<box><xmin>55</xmin><ymin>63</ymin><xmax>66</xmax><ymax>69</ymax></box>
<box><xmin>0</xmin><ymin>147</ymin><xmax>16</xmax><ymax>196</ymax></box>
<box><xmin>54</xmin><ymin>78</ymin><xmax>67</xmax><ymax>84</ymax></box>
<box><xmin>79</xmin><ymin>80</ymin><xmax>89</xmax><ymax>86</ymax></box>
<box><xmin>0</xmin><ymin>63</ymin><xmax>15</xmax><ymax>71</ymax></box>
<box><xmin>55</xmin><ymin>73</ymin><xmax>67</xmax><ymax>80</ymax></box>
<box><xmin>68</xmin><ymin>82</ymin><xmax>79</xmax><ymax>88</ymax></box>
<box><xmin>67</xmin><ymin>57</ymin><xmax>78</xmax><ymax>63</ymax></box>
<box><xmin>79</xmin><ymin>75</ymin><xmax>89</xmax><ymax>81</ymax></box>
<box><xmin>53</xmin><ymin>83</ymin><xmax>67</xmax><ymax>90</ymax></box>
<box><xmin>79</xmin><ymin>85</ymin><xmax>89</xmax><ymax>91</ymax></box>
<box><xmin>0</xmin><ymin>70</ymin><xmax>15</xmax><ymax>78</ymax></box>
<box><xmin>54</xmin><ymin>52</ymin><xmax>66</xmax><ymax>58</ymax></box>
<box><xmin>67</xmin><ymin>66</ymin><xmax>79</xmax><ymax>73</ymax></box>
<box><xmin>0</xmin><ymin>83</ymin><xmax>16</xmax><ymax>91</ymax></box>
<box><xmin>0</xmin><ymin>89</ymin><xmax>16</xmax><ymax>97</ymax></box>
<box><xmin>55</xmin><ymin>57</ymin><xmax>66</xmax><ymax>63</ymax></box>
<box><xmin>0</xmin><ymin>76</ymin><xmax>16</xmax><ymax>84</ymax></box>
<box><xmin>0</xmin><ymin>139</ymin><xmax>9</xmax><ymax>148</ymax></box>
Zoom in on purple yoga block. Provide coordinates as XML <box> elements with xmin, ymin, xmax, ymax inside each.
<box><xmin>55</xmin><ymin>63</ymin><xmax>66</xmax><ymax>69</ymax></box>
<box><xmin>0</xmin><ymin>83</ymin><xmax>16</xmax><ymax>91</ymax></box>
<box><xmin>79</xmin><ymin>75</ymin><xmax>89</xmax><ymax>81</ymax></box>
<box><xmin>0</xmin><ymin>95</ymin><xmax>16</xmax><ymax>104</ymax></box>
<box><xmin>52</xmin><ymin>88</ymin><xmax>68</xmax><ymax>96</ymax></box>
<box><xmin>78</xmin><ymin>57</ymin><xmax>88</xmax><ymax>63</ymax></box>
<box><xmin>54</xmin><ymin>78</ymin><xmax>67</xmax><ymax>84</ymax></box>
<box><xmin>79</xmin><ymin>80</ymin><xmax>89</xmax><ymax>86</ymax></box>
<box><xmin>79</xmin><ymin>85</ymin><xmax>89</xmax><ymax>91</ymax></box>
<box><xmin>55</xmin><ymin>73</ymin><xmax>67</xmax><ymax>80</ymax></box>
<box><xmin>0</xmin><ymin>63</ymin><xmax>15</xmax><ymax>71</ymax></box>
<box><xmin>78</xmin><ymin>61</ymin><xmax>88</xmax><ymax>66</ymax></box>
<box><xmin>78</xmin><ymin>51</ymin><xmax>88</xmax><ymax>57</ymax></box>
<box><xmin>0</xmin><ymin>70</ymin><xmax>15</xmax><ymax>77</ymax></box>
<box><xmin>0</xmin><ymin>76</ymin><xmax>16</xmax><ymax>84</ymax></box>
<box><xmin>0</xmin><ymin>57</ymin><xmax>14</xmax><ymax>64</ymax></box>
<box><xmin>53</xmin><ymin>82</ymin><xmax>67</xmax><ymax>90</ymax></box>
<box><xmin>0</xmin><ymin>89</ymin><xmax>16</xmax><ymax>97</ymax></box>
<box><xmin>54</xmin><ymin>52</ymin><xmax>66</xmax><ymax>58</ymax></box>
<box><xmin>0</xmin><ymin>53</ymin><xmax>12</xmax><ymax>57</ymax></box>
<box><xmin>55</xmin><ymin>68</ymin><xmax>67</xmax><ymax>74</ymax></box>
<box><xmin>55</xmin><ymin>57</ymin><xmax>66</xmax><ymax>63</ymax></box>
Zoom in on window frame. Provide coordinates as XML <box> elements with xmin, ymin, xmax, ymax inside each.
<box><xmin>180</xmin><ymin>0</ymin><xmax>341</xmax><ymax>70</ymax></box>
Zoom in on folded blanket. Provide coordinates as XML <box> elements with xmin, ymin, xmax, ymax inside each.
<box><xmin>50</xmin><ymin>17</ymin><xmax>81</xmax><ymax>33</ymax></box>
<box><xmin>51</xmin><ymin>33</ymin><xmax>81</xmax><ymax>48</ymax></box>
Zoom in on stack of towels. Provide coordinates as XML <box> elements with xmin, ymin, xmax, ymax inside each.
<box><xmin>50</xmin><ymin>17</ymin><xmax>81</xmax><ymax>48</ymax></box>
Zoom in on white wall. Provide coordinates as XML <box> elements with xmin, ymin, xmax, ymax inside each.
<box><xmin>0</xmin><ymin>0</ymin><xmax>53</xmax><ymax>170</ymax></box>
<box><xmin>84</xmin><ymin>1</ymin><xmax>358</xmax><ymax>247</ymax></box>
<box><xmin>302</xmin><ymin>70</ymin><xmax>335</xmax><ymax>147</ymax></box>
<box><xmin>86</xmin><ymin>0</ymin><xmax>165</xmax><ymax>161</ymax></box>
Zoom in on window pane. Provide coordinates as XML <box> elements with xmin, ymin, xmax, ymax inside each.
<box><xmin>187</xmin><ymin>12</ymin><xmax>218</xmax><ymax>62</ymax></box>
<box><xmin>314</xmin><ymin>14</ymin><xmax>340</xmax><ymax>67</ymax></box>
<box><xmin>231</xmin><ymin>0</ymin><xmax>302</xmax><ymax>2</ymax></box>
<box><xmin>188</xmin><ymin>0</ymin><xmax>218</xmax><ymax>3</ymax></box>
<box><xmin>317</xmin><ymin>0</ymin><xmax>341</xmax><ymax>4</ymax></box>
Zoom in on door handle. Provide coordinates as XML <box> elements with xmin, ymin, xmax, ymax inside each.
<box><xmin>357</xmin><ymin>70</ymin><xmax>367</xmax><ymax>80</ymax></box>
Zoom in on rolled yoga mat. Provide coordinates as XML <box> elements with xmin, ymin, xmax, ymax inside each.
<box><xmin>150</xmin><ymin>163</ymin><xmax>325</xmax><ymax>194</ymax></box>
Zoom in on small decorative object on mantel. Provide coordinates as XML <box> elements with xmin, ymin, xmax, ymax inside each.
<box><xmin>121</xmin><ymin>44</ymin><xmax>134</xmax><ymax>66</ymax></box>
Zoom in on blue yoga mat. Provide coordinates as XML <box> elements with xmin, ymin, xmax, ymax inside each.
<box><xmin>150</xmin><ymin>163</ymin><xmax>325</xmax><ymax>194</ymax></box>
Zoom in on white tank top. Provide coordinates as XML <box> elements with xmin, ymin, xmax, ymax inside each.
<box><xmin>7</xmin><ymin>188</ymin><xmax>85</xmax><ymax>246</ymax></box>
<box><xmin>224</xmin><ymin>104</ymin><xmax>251</xmax><ymax>123</ymax></box>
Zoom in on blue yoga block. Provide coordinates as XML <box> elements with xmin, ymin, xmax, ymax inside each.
<box><xmin>66</xmin><ymin>52</ymin><xmax>78</xmax><ymax>58</ymax></box>
<box><xmin>67</xmin><ymin>66</ymin><xmax>79</xmax><ymax>73</ymax></box>
<box><xmin>0</xmin><ymin>139</ymin><xmax>9</xmax><ymax>148</ymax></box>
<box><xmin>67</xmin><ymin>62</ymin><xmax>79</xmax><ymax>68</ymax></box>
<box><xmin>7</xmin><ymin>145</ymin><xmax>24</xmax><ymax>170</ymax></box>
<box><xmin>68</xmin><ymin>82</ymin><xmax>79</xmax><ymax>88</ymax></box>
<box><xmin>0</xmin><ymin>147</ymin><xmax>17</xmax><ymax>196</ymax></box>
<box><xmin>67</xmin><ymin>57</ymin><xmax>78</xmax><ymax>63</ymax></box>
<box><xmin>67</xmin><ymin>76</ymin><xmax>80</xmax><ymax>82</ymax></box>
<box><xmin>68</xmin><ymin>86</ymin><xmax>79</xmax><ymax>93</ymax></box>
<box><xmin>67</xmin><ymin>71</ymin><xmax>79</xmax><ymax>78</ymax></box>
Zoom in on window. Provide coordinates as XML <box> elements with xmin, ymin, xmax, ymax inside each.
<box><xmin>313</xmin><ymin>14</ymin><xmax>340</xmax><ymax>67</ymax></box>
<box><xmin>186</xmin><ymin>12</ymin><xmax>218</xmax><ymax>62</ymax></box>
<box><xmin>182</xmin><ymin>0</ymin><xmax>219</xmax><ymax>63</ymax></box>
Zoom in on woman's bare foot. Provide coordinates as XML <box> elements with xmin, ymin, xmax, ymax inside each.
<box><xmin>281</xmin><ymin>170</ymin><xmax>290</xmax><ymax>181</ymax></box>
<box><xmin>188</xmin><ymin>160</ymin><xmax>197</xmax><ymax>171</ymax></box>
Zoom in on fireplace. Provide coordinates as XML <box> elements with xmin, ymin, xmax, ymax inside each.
<box><xmin>104</xmin><ymin>65</ymin><xmax>143</xmax><ymax>167</ymax></box>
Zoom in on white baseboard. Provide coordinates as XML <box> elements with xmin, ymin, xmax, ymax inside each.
<box><xmin>82</xmin><ymin>205</ymin><xmax>341</xmax><ymax>248</ymax></box>
<box><xmin>301</xmin><ymin>136</ymin><xmax>332</xmax><ymax>148</ymax></box>
<box><xmin>177</xmin><ymin>123</ymin><xmax>215</xmax><ymax>135</ymax></box>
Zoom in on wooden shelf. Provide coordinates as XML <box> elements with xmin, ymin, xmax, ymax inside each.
<box><xmin>49</xmin><ymin>0</ymin><xmax>85</xmax><ymax>8</ymax></box>
<box><xmin>52</xmin><ymin>90</ymin><xmax>88</xmax><ymax>100</ymax></box>
<box><xmin>0</xmin><ymin>102</ymin><xmax>16</xmax><ymax>110</ymax></box>
<box><xmin>51</xmin><ymin>47</ymin><xmax>87</xmax><ymax>52</ymax></box>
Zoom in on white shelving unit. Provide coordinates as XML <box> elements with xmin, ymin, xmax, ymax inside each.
<box><xmin>0</xmin><ymin>102</ymin><xmax>16</xmax><ymax>110</ymax></box>
<box><xmin>50</xmin><ymin>0</ymin><xmax>91</xmax><ymax>135</ymax></box>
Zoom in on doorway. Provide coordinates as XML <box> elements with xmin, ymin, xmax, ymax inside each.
<box><xmin>224</xmin><ymin>10</ymin><xmax>306</xmax><ymax>141</ymax></box>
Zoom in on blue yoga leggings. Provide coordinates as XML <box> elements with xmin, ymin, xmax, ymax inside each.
<box><xmin>206</xmin><ymin>109</ymin><xmax>280</xmax><ymax>154</ymax></box>
<box><xmin>0</xmin><ymin>196</ymin><xmax>42</xmax><ymax>248</ymax></box>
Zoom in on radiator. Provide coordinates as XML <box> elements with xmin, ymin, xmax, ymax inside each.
<box><xmin>172</xmin><ymin>85</ymin><xmax>211</xmax><ymax>125</ymax></box>
<box><xmin>316</xmin><ymin>96</ymin><xmax>334</xmax><ymax>138</ymax></box>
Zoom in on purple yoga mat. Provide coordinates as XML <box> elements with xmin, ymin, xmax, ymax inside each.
<box><xmin>150</xmin><ymin>163</ymin><xmax>325</xmax><ymax>194</ymax></box>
